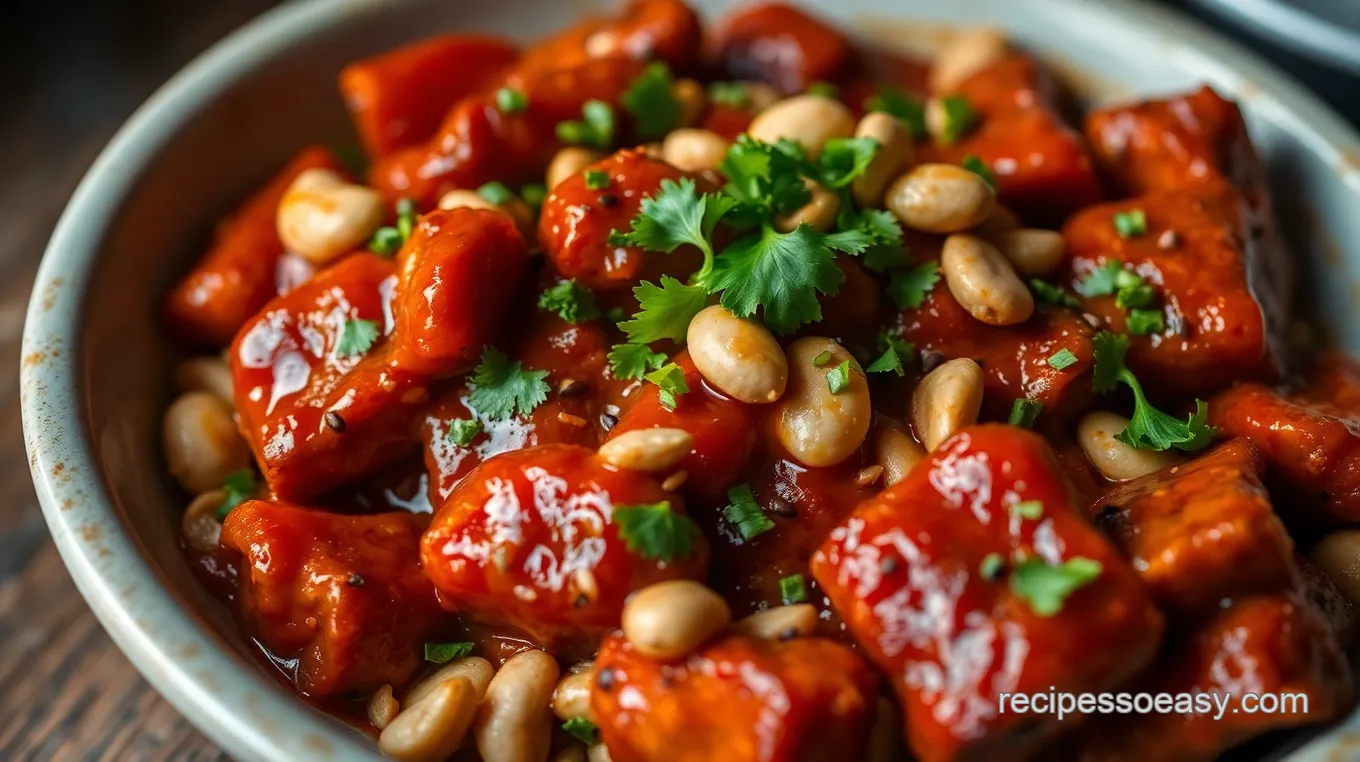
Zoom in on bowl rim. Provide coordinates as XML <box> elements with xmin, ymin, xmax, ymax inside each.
<box><xmin>19</xmin><ymin>0</ymin><xmax>1360</xmax><ymax>760</ymax></box>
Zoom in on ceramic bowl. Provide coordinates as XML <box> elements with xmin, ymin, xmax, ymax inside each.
<box><xmin>22</xmin><ymin>0</ymin><xmax>1360</xmax><ymax>759</ymax></box>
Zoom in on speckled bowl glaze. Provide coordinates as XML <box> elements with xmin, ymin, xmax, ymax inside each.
<box><xmin>21</xmin><ymin>0</ymin><xmax>1360</xmax><ymax>759</ymax></box>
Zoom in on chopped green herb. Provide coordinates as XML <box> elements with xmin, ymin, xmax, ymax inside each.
<box><xmin>807</xmin><ymin>81</ymin><xmax>839</xmax><ymax>98</ymax></box>
<box><xmin>446</xmin><ymin>418</ymin><xmax>482</xmax><ymax>447</ymax></box>
<box><xmin>644</xmin><ymin>362</ymin><xmax>690</xmax><ymax>410</ymax></box>
<box><xmin>979</xmin><ymin>552</ymin><xmax>1005</xmax><ymax>581</ymax></box>
<box><xmin>1075</xmin><ymin>260</ymin><xmax>1133</xmax><ymax>298</ymax></box>
<box><xmin>1008</xmin><ymin>399</ymin><xmax>1044</xmax><ymax>429</ymax></box>
<box><xmin>722</xmin><ymin>484</ymin><xmax>775</xmax><ymax>541</ymax></box>
<box><xmin>1127</xmin><ymin>308</ymin><xmax>1165</xmax><ymax>336</ymax></box>
<box><xmin>562</xmin><ymin>717</ymin><xmax>599</xmax><ymax>745</ymax></box>
<box><xmin>477</xmin><ymin>181</ymin><xmax>515</xmax><ymax>205</ymax></box>
<box><xmin>1011</xmin><ymin>500</ymin><xmax>1044</xmax><ymax>520</ymax></box>
<box><xmin>608</xmin><ymin>343</ymin><xmax>668</xmax><ymax>380</ymax></box>
<box><xmin>1092</xmin><ymin>331</ymin><xmax>1217</xmax><ymax>451</ymax></box>
<box><xmin>521</xmin><ymin>182</ymin><xmax>547</xmax><ymax>209</ymax></box>
<box><xmin>886</xmin><ymin>261</ymin><xmax>941</xmax><ymax>309</ymax></box>
<box><xmin>614</xmin><ymin>501</ymin><xmax>701</xmax><ymax>562</ymax></box>
<box><xmin>466</xmin><ymin>347</ymin><xmax>551</xmax><ymax>420</ymax></box>
<box><xmin>780</xmin><ymin>573</ymin><xmax>807</xmax><ymax>605</ymax></box>
<box><xmin>961</xmin><ymin>154</ymin><xmax>996</xmax><ymax>188</ymax></box>
<box><xmin>1010</xmin><ymin>557</ymin><xmax>1103</xmax><ymax>617</ymax></box>
<box><xmin>538</xmin><ymin>279</ymin><xmax>601</xmax><ymax>324</ymax></box>
<box><xmin>368</xmin><ymin>226</ymin><xmax>403</xmax><ymax>256</ymax></box>
<box><xmin>1113</xmin><ymin>209</ymin><xmax>1148</xmax><ymax>238</ymax></box>
<box><xmin>556</xmin><ymin>99</ymin><xmax>615</xmax><ymax>149</ymax></box>
<box><xmin>709</xmin><ymin>81</ymin><xmax>751</xmax><ymax>109</ymax></box>
<box><xmin>215</xmin><ymin>469</ymin><xmax>256</xmax><ymax>520</ymax></box>
<box><xmin>495</xmin><ymin>87</ymin><xmax>527</xmax><ymax>114</ymax></box>
<box><xmin>826</xmin><ymin>360</ymin><xmax>853</xmax><ymax>394</ymax></box>
<box><xmin>1115</xmin><ymin>284</ymin><xmax>1156</xmax><ymax>310</ymax></box>
<box><xmin>707</xmin><ymin>223</ymin><xmax>857</xmax><ymax>335</ymax></box>
<box><xmin>337</xmin><ymin>317</ymin><xmax>381</xmax><ymax>357</ymax></box>
<box><xmin>584</xmin><ymin>169</ymin><xmax>611</xmax><ymax>190</ymax></box>
<box><xmin>938</xmin><ymin>95</ymin><xmax>978</xmax><ymax>145</ymax></box>
<box><xmin>866</xmin><ymin>345</ymin><xmax>907</xmax><ymax>376</ymax></box>
<box><xmin>610</xmin><ymin>177</ymin><xmax>733</xmax><ymax>270</ymax></box>
<box><xmin>1047</xmin><ymin>348</ymin><xmax>1079</xmax><ymax>371</ymax></box>
<box><xmin>618</xmin><ymin>275</ymin><xmax>709</xmax><ymax>344</ymax></box>
<box><xmin>1029</xmin><ymin>279</ymin><xmax>1081</xmax><ymax>309</ymax></box>
<box><xmin>424</xmin><ymin>641</ymin><xmax>475</xmax><ymax>664</ymax></box>
<box><xmin>811</xmin><ymin>349</ymin><xmax>833</xmax><ymax>367</ymax></box>
<box><xmin>817</xmin><ymin>137</ymin><xmax>880</xmax><ymax>189</ymax></box>
<box><xmin>396</xmin><ymin>197</ymin><xmax>417</xmax><ymax>239</ymax></box>
<box><xmin>622</xmin><ymin>62</ymin><xmax>681</xmax><ymax>140</ymax></box>
<box><xmin>864</xmin><ymin>86</ymin><xmax>926</xmax><ymax>138</ymax></box>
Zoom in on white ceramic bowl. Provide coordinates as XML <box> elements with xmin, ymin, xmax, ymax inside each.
<box><xmin>21</xmin><ymin>0</ymin><xmax>1360</xmax><ymax>759</ymax></box>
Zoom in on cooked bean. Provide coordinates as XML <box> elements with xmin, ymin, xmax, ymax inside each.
<box><xmin>436</xmin><ymin>189</ymin><xmax>498</xmax><ymax>212</ymax></box>
<box><xmin>930</xmin><ymin>28</ymin><xmax>1010</xmax><ymax>92</ymax></box>
<box><xmin>475</xmin><ymin>650</ymin><xmax>559</xmax><ymax>762</ymax></box>
<box><xmin>438</xmin><ymin>189</ymin><xmax>534</xmax><ymax>242</ymax></box>
<box><xmin>747</xmin><ymin>95</ymin><xmax>854</xmax><ymax>158</ymax></box>
<box><xmin>1311</xmin><ymin>531</ymin><xmax>1360</xmax><ymax>608</ymax></box>
<box><xmin>598</xmin><ymin>428</ymin><xmax>693</xmax><ymax>472</ymax></box>
<box><xmin>739</xmin><ymin>81</ymin><xmax>781</xmax><ymax>112</ymax></box>
<box><xmin>368</xmin><ymin>684</ymin><xmax>399</xmax><ymax>731</ymax></box>
<box><xmin>852</xmin><ymin>112</ymin><xmax>914</xmax><ymax>208</ymax></box>
<box><xmin>875</xmin><ymin>426</ymin><xmax>927</xmax><ymax>487</ymax></box>
<box><xmin>731</xmin><ymin>604</ymin><xmax>817</xmax><ymax>640</ymax></box>
<box><xmin>162</xmin><ymin>392</ymin><xmax>250</xmax><ymax>494</ymax></box>
<box><xmin>405</xmin><ymin>656</ymin><xmax>495</xmax><ymax>707</ymax></box>
<box><xmin>995</xmin><ymin>229</ymin><xmax>1066</xmax><ymax>277</ymax></box>
<box><xmin>687</xmin><ymin>304</ymin><xmax>788</xmax><ymax>403</ymax></box>
<box><xmin>380</xmin><ymin>678</ymin><xmax>478</xmax><ymax>762</ymax></box>
<box><xmin>910</xmin><ymin>358</ymin><xmax>984</xmax><ymax>452</ymax></box>
<box><xmin>277</xmin><ymin>168</ymin><xmax>385</xmax><ymax>264</ymax></box>
<box><xmin>553</xmin><ymin>748</ymin><xmax>588</xmax><ymax>762</ymax></box>
<box><xmin>972</xmin><ymin>204</ymin><xmax>1022</xmax><ymax>238</ymax></box>
<box><xmin>622</xmin><ymin>580</ymin><xmax>731</xmax><ymax>659</ymax></box>
<box><xmin>774</xmin><ymin>180</ymin><xmax>840</xmax><ymax>232</ymax></box>
<box><xmin>886</xmin><ymin>164</ymin><xmax>996</xmax><ymax>234</ymax></box>
<box><xmin>588</xmin><ymin>745</ymin><xmax>612</xmax><ymax>762</ymax></box>
<box><xmin>548</xmin><ymin>147</ymin><xmax>604</xmax><ymax>189</ymax></box>
<box><xmin>940</xmin><ymin>234</ymin><xmax>1034</xmax><ymax>326</ymax></box>
<box><xmin>175</xmin><ymin>357</ymin><xmax>233</xmax><ymax>405</ymax></box>
<box><xmin>924</xmin><ymin>96</ymin><xmax>955</xmax><ymax>145</ymax></box>
<box><xmin>774</xmin><ymin>338</ymin><xmax>872</xmax><ymax>467</ymax></box>
<box><xmin>661</xmin><ymin>129</ymin><xmax>730</xmax><ymax>173</ymax></box>
<box><xmin>1077</xmin><ymin>411</ymin><xmax>1179</xmax><ymax>481</ymax></box>
<box><xmin>182</xmin><ymin>490</ymin><xmax>226</xmax><ymax>553</ymax></box>
<box><xmin>552</xmin><ymin>664</ymin><xmax>595</xmax><ymax>721</ymax></box>
<box><xmin>672</xmin><ymin>78</ymin><xmax>707</xmax><ymax>127</ymax></box>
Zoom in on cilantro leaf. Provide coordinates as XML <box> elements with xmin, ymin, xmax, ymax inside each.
<box><xmin>215</xmin><ymin>469</ymin><xmax>256</xmax><ymax>520</ymax></box>
<box><xmin>779</xmin><ymin>573</ymin><xmax>807</xmax><ymax>604</ymax></box>
<box><xmin>866</xmin><ymin>344</ymin><xmax>908</xmax><ymax>376</ymax></box>
<box><xmin>1010</xmin><ymin>557</ymin><xmax>1103</xmax><ymax>617</ymax></box>
<box><xmin>1091</xmin><ymin>331</ymin><xmax>1218</xmax><ymax>452</ymax></box>
<box><xmin>369</xmin><ymin>197</ymin><xmax>418</xmax><ymax>256</ymax></box>
<box><xmin>619</xmin><ymin>276</ymin><xmax>708</xmax><ymax>343</ymax></box>
<box><xmin>446</xmin><ymin>418</ymin><xmax>481</xmax><ymax>447</ymax></box>
<box><xmin>722</xmin><ymin>484</ymin><xmax>774</xmax><ymax>541</ymax></box>
<box><xmin>584</xmin><ymin>169</ymin><xmax>611</xmax><ymax>190</ymax></box>
<box><xmin>1114</xmin><ymin>209</ymin><xmax>1148</xmax><ymax>238</ymax></box>
<box><xmin>614</xmin><ymin>501</ymin><xmax>701</xmax><ymax>562</ymax></box>
<box><xmin>495</xmin><ymin>87</ymin><xmax>527</xmax><ymax>114</ymax></box>
<box><xmin>961</xmin><ymin>155</ymin><xmax>997</xmax><ymax>188</ymax></box>
<box><xmin>937</xmin><ymin>95</ymin><xmax>978</xmax><ymax>144</ymax></box>
<box><xmin>826</xmin><ymin>360</ymin><xmax>854</xmax><ymax>393</ymax></box>
<box><xmin>1030</xmin><ymin>278</ymin><xmax>1081</xmax><ymax>309</ymax></box>
<box><xmin>424</xmin><ymin>641</ymin><xmax>475</xmax><ymax>663</ymax></box>
<box><xmin>538</xmin><ymin>280</ymin><xmax>600</xmax><ymax>324</ymax></box>
<box><xmin>1115</xmin><ymin>283</ymin><xmax>1155</xmax><ymax>310</ymax></box>
<box><xmin>817</xmin><ymin>137</ymin><xmax>879</xmax><ymax>189</ymax></box>
<box><xmin>644</xmin><ymin>362</ymin><xmax>690</xmax><ymax>410</ymax></box>
<box><xmin>1128</xmin><ymin>308</ymin><xmax>1165</xmax><ymax>336</ymax></box>
<box><xmin>610</xmin><ymin>177</ymin><xmax>736</xmax><ymax>269</ymax></box>
<box><xmin>556</xmin><ymin>99</ymin><xmax>614</xmax><ymax>149</ymax></box>
<box><xmin>865</xmin><ymin>86</ymin><xmax>926</xmax><ymax>138</ymax></box>
<box><xmin>562</xmin><ymin>718</ymin><xmax>599</xmax><ymax>745</ymax></box>
<box><xmin>521</xmin><ymin>182</ymin><xmax>547</xmax><ymax>209</ymax></box>
<box><xmin>467</xmin><ymin>348</ymin><xmax>550</xmax><ymax>420</ymax></box>
<box><xmin>1075</xmin><ymin>260</ymin><xmax>1142</xmax><ymax>298</ymax></box>
<box><xmin>842</xmin><ymin>208</ymin><xmax>911</xmax><ymax>273</ymax></box>
<box><xmin>886</xmin><ymin>261</ymin><xmax>941</xmax><ymax>309</ymax></box>
<box><xmin>720</xmin><ymin>135</ymin><xmax>815</xmax><ymax>220</ymax></box>
<box><xmin>478</xmin><ymin>181</ymin><xmax>516</xmax><ymax>205</ymax></box>
<box><xmin>709</xmin><ymin>81</ymin><xmax>751</xmax><ymax>109</ymax></box>
<box><xmin>608</xmin><ymin>343</ymin><xmax>668</xmax><ymax>380</ymax></box>
<box><xmin>337</xmin><ymin>317</ymin><xmax>381</xmax><ymax>357</ymax></box>
<box><xmin>622</xmin><ymin>62</ymin><xmax>682</xmax><ymax>140</ymax></box>
<box><xmin>707</xmin><ymin>224</ymin><xmax>846</xmax><ymax>334</ymax></box>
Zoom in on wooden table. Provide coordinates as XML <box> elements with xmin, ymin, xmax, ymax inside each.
<box><xmin>0</xmin><ymin>2</ymin><xmax>280</xmax><ymax>758</ymax></box>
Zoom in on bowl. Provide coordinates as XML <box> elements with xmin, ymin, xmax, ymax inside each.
<box><xmin>21</xmin><ymin>0</ymin><xmax>1360</xmax><ymax>759</ymax></box>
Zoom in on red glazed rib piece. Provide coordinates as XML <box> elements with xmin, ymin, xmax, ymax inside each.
<box><xmin>709</xmin><ymin>2</ymin><xmax>854</xmax><ymax>94</ymax></box>
<box><xmin>220</xmin><ymin>500</ymin><xmax>445</xmax><ymax>697</ymax></box>
<box><xmin>811</xmin><ymin>425</ymin><xmax>1165</xmax><ymax>762</ymax></box>
<box><xmin>420</xmin><ymin>444</ymin><xmax>708</xmax><ymax>652</ymax></box>
<box><xmin>339</xmin><ymin>35</ymin><xmax>520</xmax><ymax>159</ymax></box>
<box><xmin>165</xmin><ymin>146</ymin><xmax>343</xmax><ymax>348</ymax></box>
<box><xmin>592</xmin><ymin>632</ymin><xmax>878</xmax><ymax>762</ymax></box>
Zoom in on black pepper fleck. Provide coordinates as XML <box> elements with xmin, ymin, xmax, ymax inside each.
<box><xmin>880</xmin><ymin>555</ymin><xmax>899</xmax><ymax>574</ymax></box>
<box><xmin>346</xmin><ymin>573</ymin><xmax>366</xmax><ymax>587</ymax></box>
<box><xmin>575</xmin><ymin>594</ymin><xmax>590</xmax><ymax>609</ymax></box>
<box><xmin>777</xmin><ymin>627</ymin><xmax>800</xmax><ymax>641</ymax></box>
<box><xmin>324</xmin><ymin>411</ymin><xmax>347</xmax><ymax>433</ymax></box>
<box><xmin>596</xmin><ymin>669</ymin><xmax>616</xmax><ymax>691</ymax></box>
<box><xmin>1093</xmin><ymin>504</ymin><xmax>1122</xmax><ymax>529</ymax></box>
<box><xmin>598</xmin><ymin>193</ymin><xmax>620</xmax><ymax>208</ymax></box>
<box><xmin>600</xmin><ymin>412</ymin><xmax>619</xmax><ymax>431</ymax></box>
<box><xmin>920</xmin><ymin>350</ymin><xmax>945</xmax><ymax>373</ymax></box>
<box><xmin>767</xmin><ymin>497</ymin><xmax>797</xmax><ymax>518</ymax></box>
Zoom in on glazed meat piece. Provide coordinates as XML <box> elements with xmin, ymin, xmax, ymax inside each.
<box><xmin>811</xmin><ymin>425</ymin><xmax>1164</xmax><ymax>762</ymax></box>
<box><xmin>518</xmin><ymin>0</ymin><xmax>703</xmax><ymax>74</ymax></box>
<box><xmin>1210</xmin><ymin>353</ymin><xmax>1360</xmax><ymax>523</ymax></box>
<box><xmin>921</xmin><ymin>54</ymin><xmax>1102</xmax><ymax>225</ymax></box>
<box><xmin>592</xmin><ymin>632</ymin><xmax>878</xmax><ymax>762</ymax></box>
<box><xmin>421</xmin><ymin>444</ymin><xmax>709</xmax><ymax>652</ymax></box>
<box><xmin>1060</xmin><ymin>184</ymin><xmax>1286</xmax><ymax>398</ymax></box>
<box><xmin>540</xmin><ymin>149</ymin><xmax>702</xmax><ymax>291</ymax></box>
<box><xmin>389</xmin><ymin>208</ymin><xmax>529</xmax><ymax>377</ymax></box>
<box><xmin>608</xmin><ymin>352</ymin><xmax>759</xmax><ymax>502</ymax></box>
<box><xmin>165</xmin><ymin>146</ymin><xmax>343</xmax><ymax>347</ymax></box>
<box><xmin>1092</xmin><ymin>438</ymin><xmax>1296</xmax><ymax>614</ymax></box>
<box><xmin>339</xmin><ymin>35</ymin><xmax>520</xmax><ymax>158</ymax></box>
<box><xmin>1069</xmin><ymin>594</ymin><xmax>1352</xmax><ymax>762</ymax></box>
<box><xmin>220</xmin><ymin>500</ymin><xmax>446</xmax><ymax>697</ymax></box>
<box><xmin>709</xmin><ymin>2</ymin><xmax>854</xmax><ymax>93</ymax></box>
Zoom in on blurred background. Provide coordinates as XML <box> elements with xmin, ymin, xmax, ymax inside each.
<box><xmin>1</xmin><ymin>0</ymin><xmax>1357</xmax><ymax>758</ymax></box>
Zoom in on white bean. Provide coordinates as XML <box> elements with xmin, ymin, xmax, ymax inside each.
<box><xmin>1311</xmin><ymin>531</ymin><xmax>1360</xmax><ymax>609</ymax></box>
<box><xmin>368</xmin><ymin>684</ymin><xmax>399</xmax><ymax>731</ymax></box>
<box><xmin>661</xmin><ymin>129</ymin><xmax>730</xmax><ymax>173</ymax></box>
<box><xmin>548</xmin><ymin>147</ymin><xmax>604</xmax><ymax>189</ymax></box>
<box><xmin>852</xmin><ymin>112</ymin><xmax>915</xmax><ymax>209</ymax></box>
<box><xmin>910</xmin><ymin>358</ymin><xmax>984</xmax><ymax>452</ymax></box>
<box><xmin>875</xmin><ymin>426</ymin><xmax>927</xmax><ymax>487</ymax></box>
<box><xmin>598</xmin><ymin>428</ymin><xmax>693</xmax><ymax>472</ymax></box>
<box><xmin>672</xmin><ymin>78</ymin><xmax>707</xmax><ymax>127</ymax></box>
<box><xmin>622</xmin><ymin>580</ymin><xmax>731</xmax><ymax>659</ymax></box>
<box><xmin>552</xmin><ymin>748</ymin><xmax>588</xmax><ymax>762</ymax></box>
<box><xmin>774</xmin><ymin>338</ymin><xmax>872</xmax><ymax>467</ymax></box>
<box><xmin>940</xmin><ymin>234</ymin><xmax>1034</xmax><ymax>326</ymax></box>
<box><xmin>405</xmin><ymin>656</ymin><xmax>495</xmax><ymax>707</ymax></box>
<box><xmin>182</xmin><ymin>490</ymin><xmax>226</xmax><ymax>552</ymax></box>
<box><xmin>475</xmin><ymin>651</ymin><xmax>559</xmax><ymax>762</ymax></box>
<box><xmin>175</xmin><ymin>357</ymin><xmax>233</xmax><ymax>405</ymax></box>
<box><xmin>438</xmin><ymin>189</ymin><xmax>534</xmax><ymax>241</ymax></box>
<box><xmin>972</xmin><ymin>204</ymin><xmax>1022</xmax><ymax>238</ymax></box>
<box><xmin>380</xmin><ymin>678</ymin><xmax>478</xmax><ymax>762</ymax></box>
<box><xmin>738</xmin><ymin>82</ymin><xmax>781</xmax><ymax>112</ymax></box>
<box><xmin>436</xmin><ymin>189</ymin><xmax>498</xmax><ymax>212</ymax></box>
<box><xmin>588</xmin><ymin>745</ymin><xmax>612</xmax><ymax>762</ymax></box>
<box><xmin>886</xmin><ymin>164</ymin><xmax>996</xmax><ymax>234</ymax></box>
<box><xmin>552</xmin><ymin>665</ymin><xmax>595</xmax><ymax>721</ymax></box>
<box><xmin>277</xmin><ymin>168</ymin><xmax>385</xmax><ymax>264</ymax></box>
<box><xmin>162</xmin><ymin>392</ymin><xmax>250</xmax><ymax>494</ymax></box>
<box><xmin>731</xmin><ymin>604</ymin><xmax>817</xmax><ymax>640</ymax></box>
<box><xmin>1077</xmin><ymin>411</ymin><xmax>1179</xmax><ymax>481</ymax></box>
<box><xmin>687</xmin><ymin>305</ymin><xmax>788</xmax><ymax>403</ymax></box>
<box><xmin>930</xmin><ymin>28</ymin><xmax>1010</xmax><ymax>92</ymax></box>
<box><xmin>774</xmin><ymin>180</ymin><xmax>840</xmax><ymax>233</ymax></box>
<box><xmin>747</xmin><ymin>95</ymin><xmax>854</xmax><ymax>158</ymax></box>
<box><xmin>994</xmin><ymin>229</ymin><xmax>1066</xmax><ymax>277</ymax></box>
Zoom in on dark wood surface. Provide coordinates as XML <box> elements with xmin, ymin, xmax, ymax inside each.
<box><xmin>0</xmin><ymin>2</ymin><xmax>280</xmax><ymax>759</ymax></box>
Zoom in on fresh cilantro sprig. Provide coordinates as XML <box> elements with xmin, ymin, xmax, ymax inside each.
<box><xmin>618</xmin><ymin>276</ymin><xmax>709</xmax><ymax>344</ymax></box>
<box><xmin>622</xmin><ymin>62</ymin><xmax>682</xmax><ymax>140</ymax></box>
<box><xmin>337</xmin><ymin>317</ymin><xmax>381</xmax><ymax>357</ymax></box>
<box><xmin>1091</xmin><ymin>332</ymin><xmax>1217</xmax><ymax>452</ymax></box>
<box><xmin>887</xmin><ymin>261</ymin><xmax>941</xmax><ymax>309</ymax></box>
<box><xmin>467</xmin><ymin>348</ymin><xmax>550</xmax><ymax>420</ymax></box>
<box><xmin>614</xmin><ymin>501</ymin><xmax>701</xmax><ymax>562</ymax></box>
<box><xmin>607</xmin><ymin>343</ymin><xmax>667</xmax><ymax>380</ymax></box>
<box><xmin>538</xmin><ymin>280</ymin><xmax>600</xmax><ymax>324</ymax></box>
